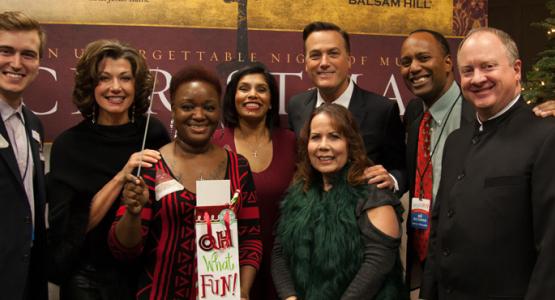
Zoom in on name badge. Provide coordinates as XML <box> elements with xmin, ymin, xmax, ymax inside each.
<box><xmin>155</xmin><ymin>169</ymin><xmax>184</xmax><ymax>201</ymax></box>
<box><xmin>410</xmin><ymin>197</ymin><xmax>431</xmax><ymax>230</ymax></box>
<box><xmin>31</xmin><ymin>129</ymin><xmax>41</xmax><ymax>144</ymax></box>
<box><xmin>0</xmin><ymin>134</ymin><xmax>9</xmax><ymax>149</ymax></box>
<box><xmin>31</xmin><ymin>130</ymin><xmax>45</xmax><ymax>161</ymax></box>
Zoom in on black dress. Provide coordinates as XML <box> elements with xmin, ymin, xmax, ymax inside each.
<box><xmin>47</xmin><ymin>116</ymin><xmax>170</xmax><ymax>299</ymax></box>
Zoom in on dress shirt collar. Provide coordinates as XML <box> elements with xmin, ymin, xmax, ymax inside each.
<box><xmin>425</xmin><ymin>81</ymin><xmax>461</xmax><ymax>126</ymax></box>
<box><xmin>477</xmin><ymin>94</ymin><xmax>520</xmax><ymax>131</ymax></box>
<box><xmin>0</xmin><ymin>97</ymin><xmax>24</xmax><ymax>123</ymax></box>
<box><xmin>316</xmin><ymin>77</ymin><xmax>354</xmax><ymax>108</ymax></box>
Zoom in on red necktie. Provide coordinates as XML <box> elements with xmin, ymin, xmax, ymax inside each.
<box><xmin>413</xmin><ymin>111</ymin><xmax>433</xmax><ymax>262</ymax></box>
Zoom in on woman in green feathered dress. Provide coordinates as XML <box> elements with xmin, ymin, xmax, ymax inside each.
<box><xmin>271</xmin><ymin>103</ymin><xmax>408</xmax><ymax>300</ymax></box>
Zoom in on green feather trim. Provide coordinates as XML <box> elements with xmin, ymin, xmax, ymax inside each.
<box><xmin>277</xmin><ymin>170</ymin><xmax>367</xmax><ymax>300</ymax></box>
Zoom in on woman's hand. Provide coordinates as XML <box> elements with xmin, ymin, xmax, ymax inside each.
<box><xmin>122</xmin><ymin>174</ymin><xmax>149</xmax><ymax>215</ymax></box>
<box><xmin>87</xmin><ymin>150</ymin><xmax>159</xmax><ymax>231</ymax></box>
<box><xmin>284</xmin><ymin>297</ymin><xmax>298</xmax><ymax>300</ymax></box>
<box><xmin>118</xmin><ymin>149</ymin><xmax>161</xmax><ymax>182</ymax></box>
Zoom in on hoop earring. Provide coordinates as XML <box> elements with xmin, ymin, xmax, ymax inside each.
<box><xmin>131</xmin><ymin>104</ymin><xmax>135</xmax><ymax>123</ymax></box>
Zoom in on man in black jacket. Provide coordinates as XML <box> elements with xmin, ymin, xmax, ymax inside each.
<box><xmin>400</xmin><ymin>29</ymin><xmax>555</xmax><ymax>295</ymax></box>
<box><xmin>400</xmin><ymin>29</ymin><xmax>475</xmax><ymax>292</ymax></box>
<box><xmin>0</xmin><ymin>11</ymin><xmax>48</xmax><ymax>300</ymax></box>
<box><xmin>287</xmin><ymin>21</ymin><xmax>407</xmax><ymax>193</ymax></box>
<box><xmin>422</xmin><ymin>27</ymin><xmax>555</xmax><ymax>300</ymax></box>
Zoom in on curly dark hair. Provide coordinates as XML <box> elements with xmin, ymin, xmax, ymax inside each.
<box><xmin>222</xmin><ymin>63</ymin><xmax>280</xmax><ymax>130</ymax></box>
<box><xmin>169</xmin><ymin>65</ymin><xmax>222</xmax><ymax>104</ymax></box>
<box><xmin>72</xmin><ymin>39</ymin><xmax>153</xmax><ymax>121</ymax></box>
<box><xmin>295</xmin><ymin>103</ymin><xmax>371</xmax><ymax>192</ymax></box>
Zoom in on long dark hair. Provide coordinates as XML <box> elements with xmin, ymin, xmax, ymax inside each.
<box><xmin>295</xmin><ymin>103</ymin><xmax>371</xmax><ymax>191</ymax></box>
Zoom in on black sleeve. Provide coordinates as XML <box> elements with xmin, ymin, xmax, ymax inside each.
<box><xmin>271</xmin><ymin>237</ymin><xmax>297</xmax><ymax>300</ymax></box>
<box><xmin>383</xmin><ymin>101</ymin><xmax>408</xmax><ymax>195</ymax></box>
<box><xmin>419</xmin><ymin>193</ymin><xmax>440</xmax><ymax>300</ymax></box>
<box><xmin>341</xmin><ymin>206</ymin><xmax>401</xmax><ymax>299</ymax></box>
<box><xmin>46</xmin><ymin>175</ymin><xmax>89</xmax><ymax>285</ymax></box>
<box><xmin>146</xmin><ymin>116</ymin><xmax>171</xmax><ymax>149</ymax></box>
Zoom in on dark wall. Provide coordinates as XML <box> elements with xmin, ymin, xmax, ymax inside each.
<box><xmin>489</xmin><ymin>0</ymin><xmax>550</xmax><ymax>80</ymax></box>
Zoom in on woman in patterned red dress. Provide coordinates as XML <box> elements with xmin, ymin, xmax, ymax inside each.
<box><xmin>108</xmin><ymin>65</ymin><xmax>262</xmax><ymax>300</ymax></box>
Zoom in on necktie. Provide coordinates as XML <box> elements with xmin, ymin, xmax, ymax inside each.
<box><xmin>413</xmin><ymin>111</ymin><xmax>433</xmax><ymax>262</ymax></box>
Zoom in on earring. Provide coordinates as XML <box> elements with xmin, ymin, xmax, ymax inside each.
<box><xmin>91</xmin><ymin>104</ymin><xmax>96</xmax><ymax>124</ymax></box>
<box><xmin>131</xmin><ymin>104</ymin><xmax>135</xmax><ymax>123</ymax></box>
<box><xmin>170</xmin><ymin>118</ymin><xmax>177</xmax><ymax>139</ymax></box>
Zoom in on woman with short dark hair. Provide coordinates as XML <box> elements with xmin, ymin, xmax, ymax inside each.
<box><xmin>109</xmin><ymin>65</ymin><xmax>262</xmax><ymax>300</ymax></box>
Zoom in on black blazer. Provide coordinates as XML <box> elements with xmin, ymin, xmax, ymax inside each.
<box><xmin>402</xmin><ymin>96</ymin><xmax>474</xmax><ymax>289</ymax></box>
<box><xmin>421</xmin><ymin>99</ymin><xmax>555</xmax><ymax>299</ymax></box>
<box><xmin>0</xmin><ymin>106</ymin><xmax>48</xmax><ymax>300</ymax></box>
<box><xmin>287</xmin><ymin>84</ymin><xmax>407</xmax><ymax>193</ymax></box>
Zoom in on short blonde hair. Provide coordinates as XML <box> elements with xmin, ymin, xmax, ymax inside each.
<box><xmin>0</xmin><ymin>11</ymin><xmax>46</xmax><ymax>58</ymax></box>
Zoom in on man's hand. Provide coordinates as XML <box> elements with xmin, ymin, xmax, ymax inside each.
<box><xmin>533</xmin><ymin>100</ymin><xmax>555</xmax><ymax>118</ymax></box>
<box><xmin>364</xmin><ymin>164</ymin><xmax>395</xmax><ymax>189</ymax></box>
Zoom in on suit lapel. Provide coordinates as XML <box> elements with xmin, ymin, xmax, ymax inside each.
<box><xmin>22</xmin><ymin>107</ymin><xmax>44</xmax><ymax>183</ymax></box>
<box><xmin>302</xmin><ymin>89</ymin><xmax>317</xmax><ymax>119</ymax></box>
<box><xmin>348</xmin><ymin>85</ymin><xmax>367</xmax><ymax>125</ymax></box>
<box><xmin>0</xmin><ymin>117</ymin><xmax>25</xmax><ymax>185</ymax></box>
<box><xmin>406</xmin><ymin>101</ymin><xmax>424</xmax><ymax>195</ymax></box>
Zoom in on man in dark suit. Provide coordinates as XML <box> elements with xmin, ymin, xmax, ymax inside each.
<box><xmin>421</xmin><ymin>27</ymin><xmax>555</xmax><ymax>299</ymax></box>
<box><xmin>287</xmin><ymin>21</ymin><xmax>407</xmax><ymax>192</ymax></box>
<box><xmin>399</xmin><ymin>29</ymin><xmax>475</xmax><ymax>292</ymax></box>
<box><xmin>0</xmin><ymin>11</ymin><xmax>48</xmax><ymax>300</ymax></box>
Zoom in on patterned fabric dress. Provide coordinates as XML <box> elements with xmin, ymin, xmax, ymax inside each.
<box><xmin>109</xmin><ymin>150</ymin><xmax>262</xmax><ymax>300</ymax></box>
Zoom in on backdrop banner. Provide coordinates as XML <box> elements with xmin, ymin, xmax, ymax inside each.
<box><xmin>3</xmin><ymin>0</ymin><xmax>487</xmax><ymax>141</ymax></box>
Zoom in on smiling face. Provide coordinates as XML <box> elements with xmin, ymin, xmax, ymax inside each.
<box><xmin>94</xmin><ymin>57</ymin><xmax>135</xmax><ymax>125</ymax></box>
<box><xmin>307</xmin><ymin>112</ymin><xmax>348</xmax><ymax>183</ymax></box>
<box><xmin>457</xmin><ymin>31</ymin><xmax>521</xmax><ymax>120</ymax></box>
<box><xmin>234</xmin><ymin>73</ymin><xmax>271</xmax><ymax>124</ymax></box>
<box><xmin>0</xmin><ymin>30</ymin><xmax>40</xmax><ymax>106</ymax></box>
<box><xmin>304</xmin><ymin>30</ymin><xmax>351</xmax><ymax>101</ymax></box>
<box><xmin>400</xmin><ymin>31</ymin><xmax>453</xmax><ymax>105</ymax></box>
<box><xmin>172</xmin><ymin>80</ymin><xmax>221</xmax><ymax>150</ymax></box>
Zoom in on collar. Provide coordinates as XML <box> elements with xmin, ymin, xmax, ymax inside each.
<box><xmin>316</xmin><ymin>77</ymin><xmax>354</xmax><ymax>108</ymax></box>
<box><xmin>477</xmin><ymin>94</ymin><xmax>520</xmax><ymax>131</ymax></box>
<box><xmin>426</xmin><ymin>81</ymin><xmax>461</xmax><ymax>126</ymax></box>
<box><xmin>0</xmin><ymin>97</ymin><xmax>24</xmax><ymax>123</ymax></box>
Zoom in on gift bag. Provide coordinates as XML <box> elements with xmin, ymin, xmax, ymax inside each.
<box><xmin>196</xmin><ymin>180</ymin><xmax>241</xmax><ymax>300</ymax></box>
